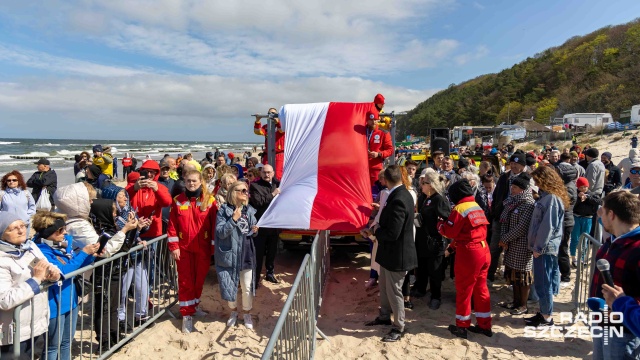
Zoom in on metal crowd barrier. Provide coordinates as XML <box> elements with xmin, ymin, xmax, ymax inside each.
<box><xmin>4</xmin><ymin>234</ymin><xmax>177</xmax><ymax>360</ymax></box>
<box><xmin>262</xmin><ymin>230</ymin><xmax>331</xmax><ymax>360</ymax></box>
<box><xmin>572</xmin><ymin>222</ymin><xmax>603</xmax><ymax>316</ymax></box>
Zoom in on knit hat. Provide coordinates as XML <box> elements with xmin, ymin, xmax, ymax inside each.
<box><xmin>570</xmin><ymin>151</ymin><xmax>579</xmax><ymax>157</ymax></box>
<box><xmin>0</xmin><ymin>212</ymin><xmax>22</xmax><ymax>238</ymax></box>
<box><xmin>448</xmin><ymin>179</ymin><xmax>475</xmax><ymax>205</ymax></box>
<box><xmin>584</xmin><ymin>148</ymin><xmax>599</xmax><ymax>159</ymax></box>
<box><xmin>366</xmin><ymin>111</ymin><xmax>378</xmax><ymax>121</ymax></box>
<box><xmin>511</xmin><ymin>173</ymin><xmax>531</xmax><ymax>190</ymax></box>
<box><xmin>374</xmin><ymin>93</ymin><xmax>385</xmax><ymax>105</ymax></box>
<box><xmin>509</xmin><ymin>154</ymin><xmax>526</xmax><ymax>166</ymax></box>
<box><xmin>576</xmin><ymin>177</ymin><xmax>589</xmax><ymax>188</ymax></box>
<box><xmin>101</xmin><ymin>184</ymin><xmax>125</xmax><ymax>201</ymax></box>
<box><xmin>602</xmin><ymin>152</ymin><xmax>612</xmax><ymax>160</ymax></box>
<box><xmin>92</xmin><ymin>144</ymin><xmax>103</xmax><ymax>153</ymax></box>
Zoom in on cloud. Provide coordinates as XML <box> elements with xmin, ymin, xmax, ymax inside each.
<box><xmin>0</xmin><ymin>44</ymin><xmax>148</xmax><ymax>77</ymax></box>
<box><xmin>0</xmin><ymin>75</ymin><xmax>439</xmax><ymax>140</ymax></box>
<box><xmin>454</xmin><ymin>45</ymin><xmax>490</xmax><ymax>65</ymax></box>
<box><xmin>0</xmin><ymin>0</ymin><xmax>459</xmax><ymax>77</ymax></box>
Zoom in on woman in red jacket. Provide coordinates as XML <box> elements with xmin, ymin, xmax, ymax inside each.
<box><xmin>438</xmin><ymin>179</ymin><xmax>492</xmax><ymax>339</ymax></box>
<box><xmin>167</xmin><ymin>170</ymin><xmax>217</xmax><ymax>334</ymax></box>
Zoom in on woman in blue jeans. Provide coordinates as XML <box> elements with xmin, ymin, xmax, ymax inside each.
<box><xmin>33</xmin><ymin>211</ymin><xmax>100</xmax><ymax>360</ymax></box>
<box><xmin>525</xmin><ymin>166</ymin><xmax>570</xmax><ymax>327</ymax></box>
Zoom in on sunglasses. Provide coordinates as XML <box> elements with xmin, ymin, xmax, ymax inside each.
<box><xmin>420</xmin><ymin>181</ymin><xmax>431</xmax><ymax>185</ymax></box>
<box><xmin>234</xmin><ymin>189</ymin><xmax>248</xmax><ymax>194</ymax></box>
<box><xmin>5</xmin><ymin>179</ymin><xmax>18</xmax><ymax>183</ymax></box>
<box><xmin>631</xmin><ymin>169</ymin><xmax>640</xmax><ymax>175</ymax></box>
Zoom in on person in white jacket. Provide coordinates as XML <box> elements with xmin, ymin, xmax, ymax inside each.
<box><xmin>618</xmin><ymin>148</ymin><xmax>639</xmax><ymax>186</ymax></box>
<box><xmin>0</xmin><ymin>212</ymin><xmax>61</xmax><ymax>355</ymax></box>
<box><xmin>53</xmin><ymin>182</ymin><xmax>127</xmax><ymax>257</ymax></box>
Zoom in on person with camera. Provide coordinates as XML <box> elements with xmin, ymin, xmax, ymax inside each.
<box><xmin>126</xmin><ymin>161</ymin><xmax>172</xmax><ymax>243</ymax></box>
<box><xmin>0</xmin><ymin>212</ymin><xmax>61</xmax><ymax>356</ymax></box>
<box><xmin>92</xmin><ymin>144</ymin><xmax>114</xmax><ymax>178</ymax></box>
<box><xmin>590</xmin><ymin>190</ymin><xmax>640</xmax><ymax>359</ymax></box>
<box><xmin>33</xmin><ymin>211</ymin><xmax>101</xmax><ymax>360</ymax></box>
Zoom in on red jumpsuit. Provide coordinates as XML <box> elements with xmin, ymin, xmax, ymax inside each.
<box><xmin>438</xmin><ymin>196</ymin><xmax>492</xmax><ymax>330</ymax></box>
<box><xmin>367</xmin><ymin>126</ymin><xmax>393</xmax><ymax>186</ymax></box>
<box><xmin>167</xmin><ymin>193</ymin><xmax>217</xmax><ymax>316</ymax></box>
<box><xmin>254</xmin><ymin>120</ymin><xmax>285</xmax><ymax>180</ymax></box>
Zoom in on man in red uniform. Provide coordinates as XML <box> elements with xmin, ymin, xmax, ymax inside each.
<box><xmin>366</xmin><ymin>110</ymin><xmax>393</xmax><ymax>186</ymax></box>
<box><xmin>254</xmin><ymin>107</ymin><xmax>285</xmax><ymax>180</ymax></box>
<box><xmin>438</xmin><ymin>179</ymin><xmax>493</xmax><ymax>339</ymax></box>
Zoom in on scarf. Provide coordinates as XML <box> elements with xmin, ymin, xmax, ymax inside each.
<box><xmin>500</xmin><ymin>190</ymin><xmax>533</xmax><ymax>223</ymax></box>
<box><xmin>0</xmin><ymin>239</ymin><xmax>34</xmax><ymax>257</ymax></box>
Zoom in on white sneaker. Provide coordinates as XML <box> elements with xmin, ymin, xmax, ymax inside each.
<box><xmin>227</xmin><ymin>311</ymin><xmax>238</xmax><ymax>327</ymax></box>
<box><xmin>365</xmin><ymin>278</ymin><xmax>377</xmax><ymax>289</ymax></box>
<box><xmin>243</xmin><ymin>314</ymin><xmax>253</xmax><ymax>330</ymax></box>
<box><xmin>560</xmin><ymin>281</ymin><xmax>571</xmax><ymax>288</ymax></box>
<box><xmin>194</xmin><ymin>305</ymin><xmax>209</xmax><ymax>317</ymax></box>
<box><xmin>182</xmin><ymin>316</ymin><xmax>193</xmax><ymax>334</ymax></box>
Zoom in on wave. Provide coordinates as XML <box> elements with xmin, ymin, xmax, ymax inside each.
<box><xmin>34</xmin><ymin>143</ymin><xmax>61</xmax><ymax>147</ymax></box>
<box><xmin>0</xmin><ymin>141</ymin><xmax>20</xmax><ymax>145</ymax></box>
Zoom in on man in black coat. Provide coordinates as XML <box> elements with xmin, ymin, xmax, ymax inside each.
<box><xmin>27</xmin><ymin>158</ymin><xmax>57</xmax><ymax>210</ymax></box>
<box><xmin>249</xmin><ymin>164</ymin><xmax>281</xmax><ymax>285</ymax></box>
<box><xmin>364</xmin><ymin>165</ymin><xmax>418</xmax><ymax>342</ymax></box>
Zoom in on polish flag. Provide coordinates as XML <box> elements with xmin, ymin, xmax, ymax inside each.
<box><xmin>257</xmin><ymin>102</ymin><xmax>375</xmax><ymax>231</ymax></box>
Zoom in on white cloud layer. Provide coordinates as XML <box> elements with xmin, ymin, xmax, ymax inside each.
<box><xmin>0</xmin><ymin>75</ymin><xmax>439</xmax><ymax>140</ymax></box>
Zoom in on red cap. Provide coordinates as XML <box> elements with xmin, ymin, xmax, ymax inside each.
<box><xmin>576</xmin><ymin>177</ymin><xmax>589</xmax><ymax>188</ymax></box>
<box><xmin>228</xmin><ymin>152</ymin><xmax>235</xmax><ymax>159</ymax></box>
<box><xmin>127</xmin><ymin>171</ymin><xmax>140</xmax><ymax>184</ymax></box>
<box><xmin>374</xmin><ymin>93</ymin><xmax>385</xmax><ymax>105</ymax></box>
<box><xmin>366</xmin><ymin>111</ymin><xmax>378</xmax><ymax>122</ymax></box>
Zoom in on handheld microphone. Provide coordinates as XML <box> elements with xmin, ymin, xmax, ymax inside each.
<box><xmin>596</xmin><ymin>259</ymin><xmax>615</xmax><ymax>287</ymax></box>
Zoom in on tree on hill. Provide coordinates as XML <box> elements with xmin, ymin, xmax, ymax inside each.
<box><xmin>403</xmin><ymin>18</ymin><xmax>640</xmax><ymax>138</ymax></box>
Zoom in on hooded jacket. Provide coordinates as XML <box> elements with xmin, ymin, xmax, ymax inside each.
<box><xmin>215</xmin><ymin>203</ymin><xmax>257</xmax><ymax>302</ymax></box>
<box><xmin>0</xmin><ymin>188</ymin><xmax>36</xmax><ymax>229</ymax></box>
<box><xmin>35</xmin><ymin>234</ymin><xmax>94</xmax><ymax>318</ymax></box>
<box><xmin>619</xmin><ymin>149</ymin><xmax>640</xmax><ymax>185</ymax></box>
<box><xmin>0</xmin><ymin>213</ymin><xmax>49</xmax><ymax>345</ymax></box>
<box><xmin>126</xmin><ymin>161</ymin><xmax>172</xmax><ymax>238</ymax></box>
<box><xmin>585</xmin><ymin>158</ymin><xmax>605</xmax><ymax>197</ymax></box>
<box><xmin>556</xmin><ymin>162</ymin><xmax>577</xmax><ymax>228</ymax></box>
<box><xmin>54</xmin><ymin>183</ymin><xmax>125</xmax><ymax>257</ymax></box>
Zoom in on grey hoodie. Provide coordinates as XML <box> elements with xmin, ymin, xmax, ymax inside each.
<box><xmin>618</xmin><ymin>148</ymin><xmax>639</xmax><ymax>185</ymax></box>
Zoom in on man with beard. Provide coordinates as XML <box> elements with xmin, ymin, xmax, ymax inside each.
<box><xmin>590</xmin><ymin>191</ymin><xmax>640</xmax><ymax>359</ymax></box>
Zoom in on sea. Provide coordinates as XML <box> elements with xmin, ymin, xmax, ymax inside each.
<box><xmin>0</xmin><ymin>138</ymin><xmax>262</xmax><ymax>187</ymax></box>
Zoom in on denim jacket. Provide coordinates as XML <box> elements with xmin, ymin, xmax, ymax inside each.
<box><xmin>528</xmin><ymin>191</ymin><xmax>565</xmax><ymax>255</ymax></box>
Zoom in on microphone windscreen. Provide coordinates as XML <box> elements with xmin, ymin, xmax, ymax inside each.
<box><xmin>596</xmin><ymin>259</ymin><xmax>610</xmax><ymax>271</ymax></box>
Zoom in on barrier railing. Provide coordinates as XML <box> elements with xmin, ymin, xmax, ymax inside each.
<box><xmin>4</xmin><ymin>234</ymin><xmax>177</xmax><ymax>360</ymax></box>
<box><xmin>262</xmin><ymin>230</ymin><xmax>331</xmax><ymax>360</ymax></box>
<box><xmin>572</xmin><ymin>223</ymin><xmax>603</xmax><ymax>316</ymax></box>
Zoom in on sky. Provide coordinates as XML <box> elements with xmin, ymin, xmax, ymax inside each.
<box><xmin>0</xmin><ymin>0</ymin><xmax>639</xmax><ymax>141</ymax></box>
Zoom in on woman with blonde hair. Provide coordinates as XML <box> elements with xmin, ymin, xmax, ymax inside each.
<box><xmin>168</xmin><ymin>169</ymin><xmax>217</xmax><ymax>333</ymax></box>
<box><xmin>412</xmin><ymin>168</ymin><xmax>450</xmax><ymax>310</ymax></box>
<box><xmin>216</xmin><ymin>181</ymin><xmax>259</xmax><ymax>329</ymax></box>
<box><xmin>216</xmin><ymin>173</ymin><xmax>237</xmax><ymax>207</ymax></box>
<box><xmin>33</xmin><ymin>211</ymin><xmax>100</xmax><ymax>360</ymax></box>
<box><xmin>525</xmin><ymin>165</ymin><xmax>570</xmax><ymax>327</ymax></box>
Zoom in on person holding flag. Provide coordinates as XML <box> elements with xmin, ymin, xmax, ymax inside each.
<box><xmin>254</xmin><ymin>107</ymin><xmax>285</xmax><ymax>180</ymax></box>
<box><xmin>366</xmin><ymin>110</ymin><xmax>393</xmax><ymax>186</ymax></box>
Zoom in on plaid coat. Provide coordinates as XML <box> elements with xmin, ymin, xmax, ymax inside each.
<box><xmin>500</xmin><ymin>191</ymin><xmax>536</xmax><ymax>271</ymax></box>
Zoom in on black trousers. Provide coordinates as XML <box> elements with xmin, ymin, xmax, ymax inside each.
<box><xmin>414</xmin><ymin>256</ymin><xmax>446</xmax><ymax>300</ymax></box>
<box><xmin>254</xmin><ymin>229</ymin><xmax>278</xmax><ymax>279</ymax></box>
<box><xmin>558</xmin><ymin>225</ymin><xmax>574</xmax><ymax>282</ymax></box>
<box><xmin>93</xmin><ymin>265</ymin><xmax>121</xmax><ymax>345</ymax></box>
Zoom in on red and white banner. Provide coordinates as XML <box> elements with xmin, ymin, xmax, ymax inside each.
<box><xmin>257</xmin><ymin>102</ymin><xmax>374</xmax><ymax>231</ymax></box>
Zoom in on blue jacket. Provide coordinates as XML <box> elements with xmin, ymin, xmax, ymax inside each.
<box><xmin>528</xmin><ymin>191</ymin><xmax>564</xmax><ymax>255</ymax></box>
<box><xmin>0</xmin><ymin>188</ymin><xmax>36</xmax><ymax>228</ymax></box>
<box><xmin>36</xmin><ymin>234</ymin><xmax>95</xmax><ymax>318</ymax></box>
<box><xmin>613</xmin><ymin>296</ymin><xmax>640</xmax><ymax>338</ymax></box>
<box><xmin>215</xmin><ymin>203</ymin><xmax>257</xmax><ymax>302</ymax></box>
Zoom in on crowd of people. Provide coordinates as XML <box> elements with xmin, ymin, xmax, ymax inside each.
<box><xmin>0</xmin><ymin>131</ymin><xmax>283</xmax><ymax>358</ymax></box>
<box><xmin>2</xmin><ymin>99</ymin><xmax>640</xmax><ymax>358</ymax></box>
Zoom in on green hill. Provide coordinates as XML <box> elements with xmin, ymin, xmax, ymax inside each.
<box><xmin>402</xmin><ymin>18</ymin><xmax>640</xmax><ymax>137</ymax></box>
